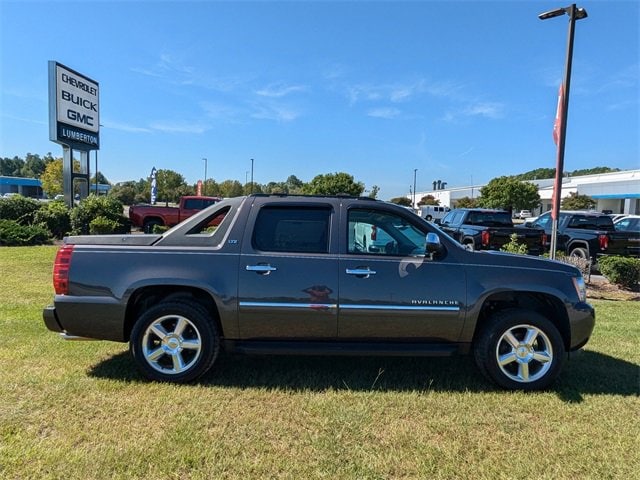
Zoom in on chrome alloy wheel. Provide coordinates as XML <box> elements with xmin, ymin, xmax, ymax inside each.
<box><xmin>495</xmin><ymin>324</ymin><xmax>553</xmax><ymax>383</ymax></box>
<box><xmin>141</xmin><ymin>314</ymin><xmax>202</xmax><ymax>375</ymax></box>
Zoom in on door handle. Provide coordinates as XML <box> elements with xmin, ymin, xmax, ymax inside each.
<box><xmin>346</xmin><ymin>268</ymin><xmax>376</xmax><ymax>278</ymax></box>
<box><xmin>246</xmin><ymin>264</ymin><xmax>277</xmax><ymax>275</ymax></box>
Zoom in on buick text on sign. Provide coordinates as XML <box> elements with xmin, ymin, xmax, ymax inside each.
<box><xmin>56</xmin><ymin>65</ymin><xmax>99</xmax><ymax>133</ymax></box>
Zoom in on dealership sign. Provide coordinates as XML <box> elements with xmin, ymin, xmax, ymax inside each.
<box><xmin>49</xmin><ymin>61</ymin><xmax>100</xmax><ymax>149</ymax></box>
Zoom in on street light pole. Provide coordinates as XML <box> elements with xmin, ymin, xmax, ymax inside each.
<box><xmin>413</xmin><ymin>169</ymin><xmax>417</xmax><ymax>209</ymax></box>
<box><xmin>539</xmin><ymin>4</ymin><xmax>587</xmax><ymax>260</ymax></box>
<box><xmin>202</xmin><ymin>157</ymin><xmax>208</xmax><ymax>196</ymax></box>
<box><xmin>250</xmin><ymin>158</ymin><xmax>254</xmax><ymax>194</ymax></box>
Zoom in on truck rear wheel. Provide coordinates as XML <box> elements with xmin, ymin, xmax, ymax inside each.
<box><xmin>130</xmin><ymin>301</ymin><xmax>219</xmax><ymax>382</ymax></box>
<box><xmin>474</xmin><ymin>309</ymin><xmax>565</xmax><ymax>390</ymax></box>
<box><xmin>569</xmin><ymin>247</ymin><xmax>589</xmax><ymax>260</ymax></box>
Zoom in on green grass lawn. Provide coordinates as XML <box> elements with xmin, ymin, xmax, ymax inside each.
<box><xmin>1</xmin><ymin>246</ymin><xmax>638</xmax><ymax>479</ymax></box>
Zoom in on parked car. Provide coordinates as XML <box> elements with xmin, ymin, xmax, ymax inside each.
<box><xmin>613</xmin><ymin>215</ymin><xmax>640</xmax><ymax>232</ymax></box>
<box><xmin>43</xmin><ymin>194</ymin><xmax>595</xmax><ymax>390</ymax></box>
<box><xmin>419</xmin><ymin>205</ymin><xmax>450</xmax><ymax>222</ymax></box>
<box><xmin>439</xmin><ymin>208</ymin><xmax>545</xmax><ymax>255</ymax></box>
<box><xmin>525</xmin><ymin>211</ymin><xmax>640</xmax><ymax>263</ymax></box>
<box><xmin>129</xmin><ymin>195</ymin><xmax>221</xmax><ymax>233</ymax></box>
<box><xmin>516</xmin><ymin>210</ymin><xmax>533</xmax><ymax>219</ymax></box>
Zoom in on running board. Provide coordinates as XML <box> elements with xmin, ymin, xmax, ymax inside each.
<box><xmin>224</xmin><ymin>340</ymin><xmax>460</xmax><ymax>357</ymax></box>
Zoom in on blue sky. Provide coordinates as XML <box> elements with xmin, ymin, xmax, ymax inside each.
<box><xmin>1</xmin><ymin>0</ymin><xmax>638</xmax><ymax>200</ymax></box>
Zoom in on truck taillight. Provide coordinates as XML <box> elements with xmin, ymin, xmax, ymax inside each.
<box><xmin>598</xmin><ymin>234</ymin><xmax>609</xmax><ymax>251</ymax></box>
<box><xmin>53</xmin><ymin>245</ymin><xmax>74</xmax><ymax>295</ymax></box>
<box><xmin>481</xmin><ymin>230</ymin><xmax>490</xmax><ymax>247</ymax></box>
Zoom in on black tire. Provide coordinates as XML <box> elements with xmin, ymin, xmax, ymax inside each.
<box><xmin>464</xmin><ymin>240</ymin><xmax>475</xmax><ymax>251</ymax></box>
<box><xmin>426</xmin><ymin>215</ymin><xmax>433</xmax><ymax>221</ymax></box>
<box><xmin>143</xmin><ymin>219</ymin><xmax>162</xmax><ymax>234</ymax></box>
<box><xmin>130</xmin><ymin>301</ymin><xmax>219</xmax><ymax>382</ymax></box>
<box><xmin>569</xmin><ymin>247</ymin><xmax>589</xmax><ymax>260</ymax></box>
<box><xmin>474</xmin><ymin>309</ymin><xmax>565</xmax><ymax>391</ymax></box>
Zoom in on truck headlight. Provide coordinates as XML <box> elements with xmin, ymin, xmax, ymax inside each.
<box><xmin>572</xmin><ymin>276</ymin><xmax>587</xmax><ymax>303</ymax></box>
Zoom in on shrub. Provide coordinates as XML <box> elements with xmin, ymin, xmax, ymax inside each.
<box><xmin>544</xmin><ymin>251</ymin><xmax>592</xmax><ymax>279</ymax></box>
<box><xmin>33</xmin><ymin>201</ymin><xmax>71</xmax><ymax>239</ymax></box>
<box><xmin>597</xmin><ymin>256</ymin><xmax>640</xmax><ymax>290</ymax></box>
<box><xmin>152</xmin><ymin>224</ymin><xmax>169</xmax><ymax>234</ymax></box>
<box><xmin>70</xmin><ymin>195</ymin><xmax>129</xmax><ymax>235</ymax></box>
<box><xmin>89</xmin><ymin>216</ymin><xmax>121</xmax><ymax>235</ymax></box>
<box><xmin>0</xmin><ymin>219</ymin><xmax>50</xmax><ymax>246</ymax></box>
<box><xmin>0</xmin><ymin>196</ymin><xmax>42</xmax><ymax>225</ymax></box>
<box><xmin>500</xmin><ymin>233</ymin><xmax>528</xmax><ymax>255</ymax></box>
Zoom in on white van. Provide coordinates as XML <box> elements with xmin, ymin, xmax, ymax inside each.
<box><xmin>419</xmin><ymin>205</ymin><xmax>450</xmax><ymax>221</ymax></box>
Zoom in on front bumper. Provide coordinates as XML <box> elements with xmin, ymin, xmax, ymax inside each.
<box><xmin>569</xmin><ymin>302</ymin><xmax>596</xmax><ymax>351</ymax></box>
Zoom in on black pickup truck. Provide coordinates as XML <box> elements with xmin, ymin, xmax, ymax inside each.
<box><xmin>438</xmin><ymin>208</ymin><xmax>545</xmax><ymax>255</ymax></box>
<box><xmin>524</xmin><ymin>211</ymin><xmax>640</xmax><ymax>263</ymax></box>
<box><xmin>43</xmin><ymin>194</ymin><xmax>594</xmax><ymax>390</ymax></box>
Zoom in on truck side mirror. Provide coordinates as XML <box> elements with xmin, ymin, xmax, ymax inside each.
<box><xmin>425</xmin><ymin>232</ymin><xmax>441</xmax><ymax>255</ymax></box>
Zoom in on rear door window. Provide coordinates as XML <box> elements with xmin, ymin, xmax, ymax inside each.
<box><xmin>253</xmin><ymin>206</ymin><xmax>332</xmax><ymax>253</ymax></box>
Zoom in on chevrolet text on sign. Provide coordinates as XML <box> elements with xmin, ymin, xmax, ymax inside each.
<box><xmin>49</xmin><ymin>61</ymin><xmax>100</xmax><ymax>149</ymax></box>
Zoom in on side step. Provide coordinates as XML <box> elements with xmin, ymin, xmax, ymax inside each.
<box><xmin>224</xmin><ymin>340</ymin><xmax>460</xmax><ymax>357</ymax></box>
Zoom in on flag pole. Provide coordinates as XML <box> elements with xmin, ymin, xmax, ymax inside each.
<box><xmin>541</xmin><ymin>4</ymin><xmax>587</xmax><ymax>260</ymax></box>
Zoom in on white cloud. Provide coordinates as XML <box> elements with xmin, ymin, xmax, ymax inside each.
<box><xmin>463</xmin><ymin>102</ymin><xmax>505</xmax><ymax>119</ymax></box>
<box><xmin>255</xmin><ymin>83</ymin><xmax>307</xmax><ymax>98</ymax></box>
<box><xmin>102</xmin><ymin>120</ymin><xmax>152</xmax><ymax>133</ymax></box>
<box><xmin>251</xmin><ymin>104</ymin><xmax>300</xmax><ymax>122</ymax></box>
<box><xmin>148</xmin><ymin>122</ymin><xmax>208</xmax><ymax>134</ymax></box>
<box><xmin>368</xmin><ymin>107</ymin><xmax>401</xmax><ymax>119</ymax></box>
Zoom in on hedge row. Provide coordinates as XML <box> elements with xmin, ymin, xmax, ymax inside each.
<box><xmin>0</xmin><ymin>195</ymin><xmax>129</xmax><ymax>246</ymax></box>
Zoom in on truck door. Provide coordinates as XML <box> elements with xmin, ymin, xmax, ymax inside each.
<box><xmin>238</xmin><ymin>201</ymin><xmax>339</xmax><ymax>338</ymax></box>
<box><xmin>339</xmin><ymin>207</ymin><xmax>466</xmax><ymax>341</ymax></box>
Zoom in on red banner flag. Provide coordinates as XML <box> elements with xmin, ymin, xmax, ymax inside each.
<box><xmin>553</xmin><ymin>83</ymin><xmax>564</xmax><ymax>146</ymax></box>
<box><xmin>551</xmin><ymin>83</ymin><xmax>565</xmax><ymax>220</ymax></box>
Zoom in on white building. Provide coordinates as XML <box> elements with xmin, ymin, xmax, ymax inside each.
<box><xmin>410</xmin><ymin>169</ymin><xmax>640</xmax><ymax>215</ymax></box>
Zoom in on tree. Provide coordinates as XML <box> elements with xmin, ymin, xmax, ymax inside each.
<box><xmin>454</xmin><ymin>196</ymin><xmax>479</xmax><ymax>208</ymax></box>
<box><xmin>21</xmin><ymin>153</ymin><xmax>48</xmax><ymax>178</ymax></box>
<box><xmin>514</xmin><ymin>168</ymin><xmax>556</xmax><ymax>181</ymax></box>
<box><xmin>218</xmin><ymin>179</ymin><xmax>244</xmax><ymax>198</ymax></box>
<box><xmin>561</xmin><ymin>192</ymin><xmax>596</xmax><ymax>210</ymax></box>
<box><xmin>264</xmin><ymin>181</ymin><xmax>287</xmax><ymax>194</ymax></box>
<box><xmin>303</xmin><ymin>172</ymin><xmax>364</xmax><ymax>196</ymax></box>
<box><xmin>90</xmin><ymin>171</ymin><xmax>111</xmax><ymax>185</ymax></box>
<box><xmin>570</xmin><ymin>166</ymin><xmax>619</xmax><ymax>176</ymax></box>
<box><xmin>243</xmin><ymin>182</ymin><xmax>264</xmax><ymax>195</ymax></box>
<box><xmin>389</xmin><ymin>197</ymin><xmax>412</xmax><ymax>206</ymax></box>
<box><xmin>108</xmin><ymin>182</ymin><xmax>138</xmax><ymax>205</ymax></box>
<box><xmin>201</xmin><ymin>179</ymin><xmax>220</xmax><ymax>196</ymax></box>
<box><xmin>418</xmin><ymin>195</ymin><xmax>440</xmax><ymax>206</ymax></box>
<box><xmin>155</xmin><ymin>169</ymin><xmax>188</xmax><ymax>204</ymax></box>
<box><xmin>0</xmin><ymin>156</ymin><xmax>25</xmax><ymax>176</ymax></box>
<box><xmin>285</xmin><ymin>175</ymin><xmax>304</xmax><ymax>194</ymax></box>
<box><xmin>367</xmin><ymin>185</ymin><xmax>380</xmax><ymax>199</ymax></box>
<box><xmin>40</xmin><ymin>158</ymin><xmax>64</xmax><ymax>196</ymax></box>
<box><xmin>478</xmin><ymin>176</ymin><xmax>540</xmax><ymax>213</ymax></box>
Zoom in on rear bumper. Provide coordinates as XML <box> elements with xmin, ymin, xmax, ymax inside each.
<box><xmin>42</xmin><ymin>296</ymin><xmax>127</xmax><ymax>342</ymax></box>
<box><xmin>43</xmin><ymin>305</ymin><xmax>64</xmax><ymax>333</ymax></box>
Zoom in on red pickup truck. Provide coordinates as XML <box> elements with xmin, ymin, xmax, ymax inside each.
<box><xmin>129</xmin><ymin>196</ymin><xmax>221</xmax><ymax>232</ymax></box>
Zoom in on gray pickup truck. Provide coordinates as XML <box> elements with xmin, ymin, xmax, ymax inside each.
<box><xmin>44</xmin><ymin>194</ymin><xmax>595</xmax><ymax>390</ymax></box>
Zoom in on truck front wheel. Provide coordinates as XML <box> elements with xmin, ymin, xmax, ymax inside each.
<box><xmin>130</xmin><ymin>301</ymin><xmax>219</xmax><ymax>382</ymax></box>
<box><xmin>474</xmin><ymin>309</ymin><xmax>565</xmax><ymax>390</ymax></box>
<box><xmin>569</xmin><ymin>247</ymin><xmax>589</xmax><ymax>260</ymax></box>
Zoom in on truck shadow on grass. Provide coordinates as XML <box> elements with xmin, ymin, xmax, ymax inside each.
<box><xmin>89</xmin><ymin>350</ymin><xmax>638</xmax><ymax>402</ymax></box>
